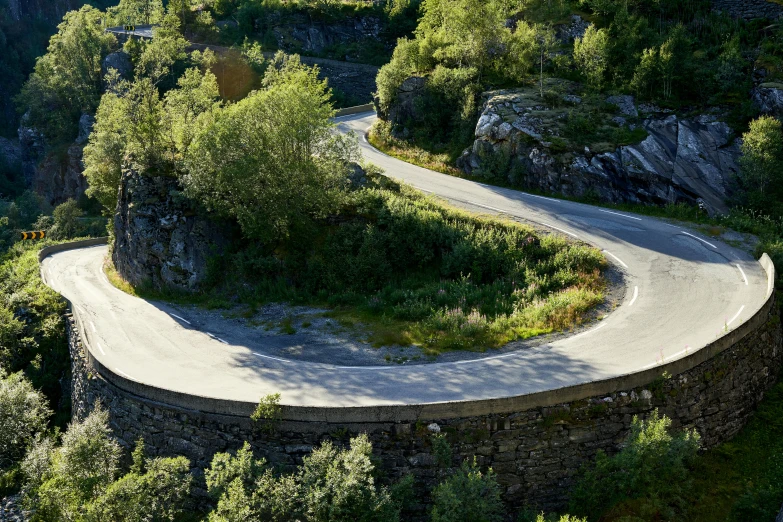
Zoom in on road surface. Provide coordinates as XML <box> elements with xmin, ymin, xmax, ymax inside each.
<box><xmin>41</xmin><ymin>112</ymin><xmax>770</xmax><ymax>407</ymax></box>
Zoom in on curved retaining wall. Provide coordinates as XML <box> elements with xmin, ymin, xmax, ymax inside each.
<box><xmin>48</xmin><ymin>240</ymin><xmax>782</xmax><ymax>511</ymax></box>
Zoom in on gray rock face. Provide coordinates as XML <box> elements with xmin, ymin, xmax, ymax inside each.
<box><xmin>753</xmin><ymin>84</ymin><xmax>783</xmax><ymax>119</ymax></box>
<box><xmin>18</xmin><ymin>112</ymin><xmax>91</xmax><ymax>205</ymax></box>
<box><xmin>381</xmin><ymin>76</ymin><xmax>426</xmax><ymax>124</ymax></box>
<box><xmin>102</xmin><ymin>51</ymin><xmax>133</xmax><ymax>82</ymax></box>
<box><xmin>458</xmin><ymin>92</ymin><xmax>740</xmax><ymax>214</ymax></box>
<box><xmin>271</xmin><ymin>16</ymin><xmax>382</xmax><ymax>58</ymax></box>
<box><xmin>0</xmin><ymin>137</ymin><xmax>21</xmax><ymax>166</ymax></box>
<box><xmin>711</xmin><ymin>0</ymin><xmax>783</xmax><ymax>20</ymax></box>
<box><xmin>113</xmin><ymin>166</ymin><xmax>234</xmax><ymax>292</ymax></box>
<box><xmin>556</xmin><ymin>15</ymin><xmax>589</xmax><ymax>43</ymax></box>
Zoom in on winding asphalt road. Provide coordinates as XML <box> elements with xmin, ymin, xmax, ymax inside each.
<box><xmin>41</xmin><ymin>112</ymin><xmax>770</xmax><ymax>407</ymax></box>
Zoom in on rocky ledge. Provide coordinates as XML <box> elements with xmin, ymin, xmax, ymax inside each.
<box><xmin>457</xmin><ymin>81</ymin><xmax>740</xmax><ymax>214</ymax></box>
<box><xmin>112</xmin><ymin>165</ymin><xmax>234</xmax><ymax>292</ymax></box>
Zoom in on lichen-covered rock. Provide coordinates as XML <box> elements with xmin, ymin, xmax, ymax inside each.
<box><xmin>753</xmin><ymin>83</ymin><xmax>783</xmax><ymax>119</ymax></box>
<box><xmin>382</xmin><ymin>76</ymin><xmax>426</xmax><ymax>125</ymax></box>
<box><xmin>556</xmin><ymin>15</ymin><xmax>589</xmax><ymax>43</ymax></box>
<box><xmin>112</xmin><ymin>165</ymin><xmax>235</xmax><ymax>291</ymax></box>
<box><xmin>458</xmin><ymin>84</ymin><xmax>739</xmax><ymax>214</ymax></box>
<box><xmin>271</xmin><ymin>16</ymin><xmax>382</xmax><ymax>57</ymax></box>
<box><xmin>17</xmin><ymin>112</ymin><xmax>92</xmax><ymax>205</ymax></box>
<box><xmin>102</xmin><ymin>51</ymin><xmax>133</xmax><ymax>83</ymax></box>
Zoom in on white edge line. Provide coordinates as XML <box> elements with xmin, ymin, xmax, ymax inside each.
<box><xmin>598</xmin><ymin>209</ymin><xmax>643</xmax><ymax>221</ymax></box>
<box><xmin>629</xmin><ymin>286</ymin><xmax>639</xmax><ymax>306</ymax></box>
<box><xmin>727</xmin><ymin>305</ymin><xmax>745</xmax><ymax>326</ymax></box>
<box><xmin>115</xmin><ymin>368</ymin><xmax>137</xmax><ymax>381</ymax></box>
<box><xmin>603</xmin><ymin>250</ymin><xmax>629</xmax><ymax>269</ymax></box>
<box><xmin>523</xmin><ymin>193</ymin><xmax>560</xmax><ymax>203</ymax></box>
<box><xmin>253</xmin><ymin>352</ymin><xmax>297</xmax><ymax>364</ymax></box>
<box><xmin>568</xmin><ymin>321</ymin><xmax>607</xmax><ymax>341</ymax></box>
<box><xmin>680</xmin><ymin>231</ymin><xmax>717</xmax><ymax>249</ymax></box>
<box><xmin>97</xmin><ymin>342</ymin><xmax>106</xmax><ymax>356</ymax></box>
<box><xmin>540</xmin><ymin>222</ymin><xmax>579</xmax><ymax>239</ymax></box>
<box><xmin>90</xmin><ymin>321</ymin><xmax>97</xmax><ymax>333</ymax></box>
<box><xmin>216</xmin><ymin>337</ymin><xmax>229</xmax><ymax>345</ymax></box>
<box><xmin>169</xmin><ymin>313</ymin><xmax>192</xmax><ymax>325</ymax></box>
<box><xmin>736</xmin><ymin>264</ymin><xmax>748</xmax><ymax>286</ymax></box>
<box><xmin>469</xmin><ymin>201</ymin><xmax>506</xmax><ymax>213</ymax></box>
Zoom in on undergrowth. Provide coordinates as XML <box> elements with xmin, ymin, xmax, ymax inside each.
<box><xmin>109</xmin><ymin>180</ymin><xmax>606</xmax><ymax>354</ymax></box>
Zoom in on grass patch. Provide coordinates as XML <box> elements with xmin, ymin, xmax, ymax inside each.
<box><xmin>107</xmin><ymin>179</ymin><xmax>606</xmax><ymax>354</ymax></box>
<box><xmin>368</xmin><ymin>120</ymin><xmax>466</xmax><ymax>178</ymax></box>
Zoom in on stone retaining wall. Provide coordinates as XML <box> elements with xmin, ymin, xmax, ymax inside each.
<box><xmin>712</xmin><ymin>0</ymin><xmax>783</xmax><ymax>20</ymax></box>
<box><xmin>68</xmin><ymin>286</ymin><xmax>782</xmax><ymax>513</ymax></box>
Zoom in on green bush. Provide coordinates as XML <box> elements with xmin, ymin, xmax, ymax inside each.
<box><xmin>569</xmin><ymin>410</ymin><xmax>700</xmax><ymax>520</ymax></box>
<box><xmin>0</xmin><ymin>371</ymin><xmax>51</xmax><ymax>472</ymax></box>
<box><xmin>430</xmin><ymin>458</ymin><xmax>503</xmax><ymax>522</ymax></box>
<box><xmin>206</xmin><ymin>434</ymin><xmax>400</xmax><ymax>522</ymax></box>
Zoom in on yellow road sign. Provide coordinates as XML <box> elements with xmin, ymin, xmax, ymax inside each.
<box><xmin>21</xmin><ymin>231</ymin><xmax>46</xmax><ymax>240</ymax></box>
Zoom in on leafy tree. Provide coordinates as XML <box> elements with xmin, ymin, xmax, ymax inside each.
<box><xmin>430</xmin><ymin>458</ymin><xmax>504</xmax><ymax>522</ymax></box>
<box><xmin>569</xmin><ymin>409</ymin><xmax>701</xmax><ymax>520</ymax></box>
<box><xmin>28</xmin><ymin>407</ymin><xmax>122</xmax><ymax>521</ymax></box>
<box><xmin>738</xmin><ymin>116</ymin><xmax>783</xmax><ymax>214</ymax></box>
<box><xmin>164</xmin><ymin>66</ymin><xmax>221</xmax><ymax>153</ymax></box>
<box><xmin>50</xmin><ymin>199</ymin><xmax>85</xmax><ymax>239</ymax></box>
<box><xmin>83</xmin><ymin>86</ymin><xmax>130</xmax><ymax>210</ymax></box>
<box><xmin>184</xmin><ymin>53</ymin><xmax>359</xmax><ymax>244</ymax></box>
<box><xmin>206</xmin><ymin>435</ymin><xmax>400</xmax><ymax>522</ymax></box>
<box><xmin>85</xmin><ymin>439</ymin><xmax>192</xmax><ymax>522</ymax></box>
<box><xmin>573</xmin><ymin>24</ymin><xmax>609</xmax><ymax>90</ymax></box>
<box><xmin>106</xmin><ymin>0</ymin><xmax>165</xmax><ymax>27</ymax></box>
<box><xmin>0</xmin><ymin>371</ymin><xmax>51</xmax><ymax>471</ymax></box>
<box><xmin>15</xmin><ymin>6</ymin><xmax>117</xmax><ymax>143</ymax></box>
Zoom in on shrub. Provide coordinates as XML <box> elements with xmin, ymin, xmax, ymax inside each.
<box><xmin>0</xmin><ymin>371</ymin><xmax>51</xmax><ymax>471</ymax></box>
<box><xmin>206</xmin><ymin>434</ymin><xmax>400</xmax><ymax>522</ymax></box>
<box><xmin>430</xmin><ymin>458</ymin><xmax>504</xmax><ymax>522</ymax></box>
<box><xmin>569</xmin><ymin>409</ymin><xmax>701</xmax><ymax>520</ymax></box>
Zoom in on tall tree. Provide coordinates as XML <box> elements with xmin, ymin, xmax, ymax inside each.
<box><xmin>15</xmin><ymin>6</ymin><xmax>116</xmax><ymax>143</ymax></box>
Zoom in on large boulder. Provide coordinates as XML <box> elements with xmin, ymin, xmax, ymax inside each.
<box><xmin>102</xmin><ymin>51</ymin><xmax>133</xmax><ymax>82</ymax></box>
<box><xmin>381</xmin><ymin>76</ymin><xmax>426</xmax><ymax>125</ymax></box>
<box><xmin>458</xmin><ymin>84</ymin><xmax>740</xmax><ymax>214</ymax></box>
<box><xmin>752</xmin><ymin>83</ymin><xmax>783</xmax><ymax>119</ymax></box>
<box><xmin>113</xmin><ymin>165</ymin><xmax>235</xmax><ymax>291</ymax></box>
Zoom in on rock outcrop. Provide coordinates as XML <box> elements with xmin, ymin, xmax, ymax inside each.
<box><xmin>377</xmin><ymin>76</ymin><xmax>426</xmax><ymax>125</ymax></box>
<box><xmin>113</xmin><ymin>165</ymin><xmax>234</xmax><ymax>292</ymax></box>
<box><xmin>270</xmin><ymin>15</ymin><xmax>383</xmax><ymax>58</ymax></box>
<box><xmin>18</xmin><ymin>112</ymin><xmax>93</xmax><ymax>205</ymax></box>
<box><xmin>711</xmin><ymin>0</ymin><xmax>783</xmax><ymax>20</ymax></box>
<box><xmin>753</xmin><ymin>83</ymin><xmax>783</xmax><ymax>119</ymax></box>
<box><xmin>457</xmin><ymin>85</ymin><xmax>740</xmax><ymax>214</ymax></box>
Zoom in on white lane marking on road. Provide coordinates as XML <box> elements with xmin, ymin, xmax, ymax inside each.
<box><xmin>97</xmin><ymin>342</ymin><xmax>106</xmax><ymax>356</ymax></box>
<box><xmin>598</xmin><ymin>209</ymin><xmax>642</xmax><ymax>221</ymax></box>
<box><xmin>641</xmin><ymin>346</ymin><xmax>691</xmax><ymax>369</ymax></box>
<box><xmin>736</xmin><ymin>264</ymin><xmax>748</xmax><ymax>286</ymax></box>
<box><xmin>727</xmin><ymin>305</ymin><xmax>745</xmax><ymax>327</ymax></box>
<box><xmin>540</xmin><ymin>222</ymin><xmax>579</xmax><ymax>239</ymax></box>
<box><xmin>115</xmin><ymin>368</ymin><xmax>138</xmax><ymax>381</ymax></box>
<box><xmin>568</xmin><ymin>321</ymin><xmax>607</xmax><ymax>342</ymax></box>
<box><xmin>333</xmin><ymin>365</ymin><xmax>399</xmax><ymax>370</ymax></box>
<box><xmin>469</xmin><ymin>201</ymin><xmax>506</xmax><ymax>213</ymax></box>
<box><xmin>629</xmin><ymin>286</ymin><xmax>639</xmax><ymax>306</ymax></box>
<box><xmin>523</xmin><ymin>193</ymin><xmax>560</xmax><ymax>203</ymax></box>
<box><xmin>451</xmin><ymin>352</ymin><xmax>519</xmax><ymax>365</ymax></box>
<box><xmin>207</xmin><ymin>332</ymin><xmax>229</xmax><ymax>345</ymax></box>
<box><xmin>169</xmin><ymin>313</ymin><xmax>192</xmax><ymax>325</ymax></box>
<box><xmin>603</xmin><ymin>250</ymin><xmax>628</xmax><ymax>269</ymax></box>
<box><xmin>253</xmin><ymin>352</ymin><xmax>294</xmax><ymax>364</ymax></box>
<box><xmin>680</xmin><ymin>231</ymin><xmax>717</xmax><ymax>249</ymax></box>
<box><xmin>90</xmin><ymin>321</ymin><xmax>97</xmax><ymax>333</ymax></box>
